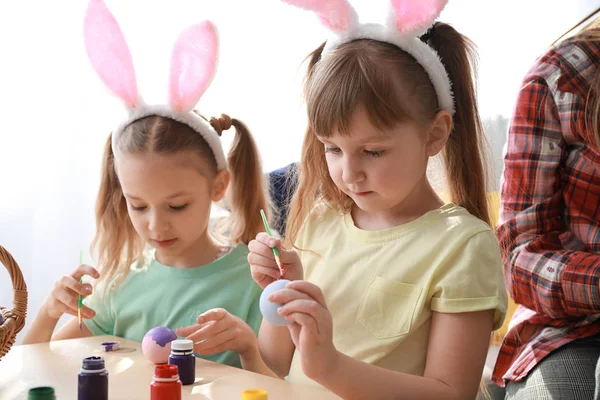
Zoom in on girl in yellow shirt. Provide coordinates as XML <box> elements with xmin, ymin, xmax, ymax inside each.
<box><xmin>248</xmin><ymin>0</ymin><xmax>507</xmax><ymax>398</ymax></box>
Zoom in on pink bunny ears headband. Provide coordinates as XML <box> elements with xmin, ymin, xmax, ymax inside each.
<box><xmin>83</xmin><ymin>0</ymin><xmax>227</xmax><ymax>170</ymax></box>
<box><xmin>283</xmin><ymin>0</ymin><xmax>454</xmax><ymax>115</ymax></box>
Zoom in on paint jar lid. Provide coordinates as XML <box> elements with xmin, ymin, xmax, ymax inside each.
<box><xmin>101</xmin><ymin>341</ymin><xmax>120</xmax><ymax>352</ymax></box>
<box><xmin>154</xmin><ymin>364</ymin><xmax>180</xmax><ymax>381</ymax></box>
<box><xmin>28</xmin><ymin>387</ymin><xmax>55</xmax><ymax>400</ymax></box>
<box><xmin>171</xmin><ymin>339</ymin><xmax>193</xmax><ymax>352</ymax></box>
<box><xmin>82</xmin><ymin>356</ymin><xmax>105</xmax><ymax>370</ymax></box>
<box><xmin>242</xmin><ymin>389</ymin><xmax>268</xmax><ymax>400</ymax></box>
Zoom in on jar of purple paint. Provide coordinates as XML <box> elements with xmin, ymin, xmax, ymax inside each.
<box><xmin>78</xmin><ymin>356</ymin><xmax>108</xmax><ymax>400</ymax></box>
<box><xmin>168</xmin><ymin>339</ymin><xmax>195</xmax><ymax>385</ymax></box>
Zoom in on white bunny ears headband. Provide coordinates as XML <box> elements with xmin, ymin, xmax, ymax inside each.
<box><xmin>283</xmin><ymin>0</ymin><xmax>454</xmax><ymax>115</ymax></box>
<box><xmin>83</xmin><ymin>0</ymin><xmax>227</xmax><ymax>170</ymax></box>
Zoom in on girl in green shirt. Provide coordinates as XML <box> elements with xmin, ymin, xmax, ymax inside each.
<box><xmin>22</xmin><ymin>0</ymin><xmax>272</xmax><ymax>373</ymax></box>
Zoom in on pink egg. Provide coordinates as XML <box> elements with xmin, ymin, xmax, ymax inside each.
<box><xmin>142</xmin><ymin>326</ymin><xmax>177</xmax><ymax>364</ymax></box>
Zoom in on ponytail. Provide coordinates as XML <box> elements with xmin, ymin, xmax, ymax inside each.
<box><xmin>427</xmin><ymin>23</ymin><xmax>492</xmax><ymax>226</ymax></box>
<box><xmin>210</xmin><ymin>115</ymin><xmax>269</xmax><ymax>244</ymax></box>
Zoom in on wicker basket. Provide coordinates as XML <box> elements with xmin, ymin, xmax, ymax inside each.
<box><xmin>0</xmin><ymin>246</ymin><xmax>27</xmax><ymax>360</ymax></box>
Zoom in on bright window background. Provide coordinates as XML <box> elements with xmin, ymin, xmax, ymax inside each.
<box><xmin>0</xmin><ymin>0</ymin><xmax>597</xmax><ymax>340</ymax></box>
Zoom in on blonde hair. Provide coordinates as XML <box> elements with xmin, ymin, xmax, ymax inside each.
<box><xmin>91</xmin><ymin>114</ymin><xmax>268</xmax><ymax>288</ymax></box>
<box><xmin>286</xmin><ymin>22</ymin><xmax>491</xmax><ymax>247</ymax></box>
<box><xmin>575</xmin><ymin>16</ymin><xmax>600</xmax><ymax>147</ymax></box>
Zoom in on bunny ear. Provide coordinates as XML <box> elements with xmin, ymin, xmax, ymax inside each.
<box><xmin>168</xmin><ymin>21</ymin><xmax>219</xmax><ymax>113</ymax></box>
<box><xmin>281</xmin><ymin>0</ymin><xmax>358</xmax><ymax>32</ymax></box>
<box><xmin>388</xmin><ymin>0</ymin><xmax>448</xmax><ymax>35</ymax></box>
<box><xmin>84</xmin><ymin>0</ymin><xmax>139</xmax><ymax>109</ymax></box>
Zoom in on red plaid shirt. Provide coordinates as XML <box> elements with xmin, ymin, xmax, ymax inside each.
<box><xmin>492</xmin><ymin>36</ymin><xmax>600</xmax><ymax>386</ymax></box>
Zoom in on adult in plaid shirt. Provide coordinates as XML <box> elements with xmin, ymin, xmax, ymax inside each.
<box><xmin>493</xmin><ymin>18</ymin><xmax>600</xmax><ymax>399</ymax></box>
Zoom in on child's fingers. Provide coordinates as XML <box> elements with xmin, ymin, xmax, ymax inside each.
<box><xmin>70</xmin><ymin>305</ymin><xmax>95</xmax><ymax>320</ymax></box>
<box><xmin>250</xmin><ymin>264</ymin><xmax>281</xmax><ymax>280</ymax></box>
<box><xmin>268</xmin><ymin>288</ymin><xmax>312</xmax><ymax>304</ymax></box>
<box><xmin>71</xmin><ymin>264</ymin><xmax>100</xmax><ymax>280</ymax></box>
<box><xmin>82</xmin><ymin>283</ymin><xmax>93</xmax><ymax>295</ymax></box>
<box><xmin>175</xmin><ymin>324</ymin><xmax>201</xmax><ymax>338</ymax></box>
<box><xmin>278</xmin><ymin>299</ymin><xmax>324</xmax><ymax>326</ymax></box>
<box><xmin>249</xmin><ymin>234</ymin><xmax>283</xmax><ymax>257</ymax></box>
<box><xmin>195</xmin><ymin>339</ymin><xmax>236</xmax><ymax>355</ymax></box>
<box><xmin>81</xmin><ymin>305</ymin><xmax>96</xmax><ymax>319</ymax></box>
<box><xmin>195</xmin><ymin>338</ymin><xmax>235</xmax><ymax>354</ymax></box>
<box><xmin>53</xmin><ymin>287</ymin><xmax>79</xmax><ymax>311</ymax></box>
<box><xmin>256</xmin><ymin>232</ymin><xmax>281</xmax><ymax>248</ymax></box>
<box><xmin>247</xmin><ymin>252</ymin><xmax>276</xmax><ymax>268</ymax></box>
<box><xmin>178</xmin><ymin>311</ymin><xmax>232</xmax><ymax>342</ymax></box>
<box><xmin>248</xmin><ymin>238</ymin><xmax>269</xmax><ymax>255</ymax></box>
<box><xmin>193</xmin><ymin>330</ymin><xmax>236</xmax><ymax>354</ymax></box>
<box><xmin>250</xmin><ymin>273</ymin><xmax>277</xmax><ymax>290</ymax></box>
<box><xmin>186</xmin><ymin>320</ymin><xmax>228</xmax><ymax>343</ymax></box>
<box><xmin>287</xmin><ymin>322</ymin><xmax>301</xmax><ymax>346</ymax></box>
<box><xmin>72</xmin><ymin>298</ymin><xmax>94</xmax><ymax>319</ymax></box>
<box><xmin>195</xmin><ymin>340</ymin><xmax>235</xmax><ymax>355</ymax></box>
<box><xmin>51</xmin><ymin>300</ymin><xmax>94</xmax><ymax>319</ymax></box>
<box><xmin>52</xmin><ymin>286</ymin><xmax>96</xmax><ymax>318</ymax></box>
<box><xmin>175</xmin><ymin>317</ymin><xmax>218</xmax><ymax>337</ymax></box>
<box><xmin>248</xmin><ymin>240</ymin><xmax>273</xmax><ymax>260</ymax></box>
<box><xmin>285</xmin><ymin>281</ymin><xmax>327</xmax><ymax>308</ymax></box>
<box><xmin>61</xmin><ymin>276</ymin><xmax>92</xmax><ymax>297</ymax></box>
<box><xmin>284</xmin><ymin>312</ymin><xmax>319</xmax><ymax>336</ymax></box>
<box><xmin>197</xmin><ymin>308</ymin><xmax>229</xmax><ymax>325</ymax></box>
<box><xmin>59</xmin><ymin>305</ymin><xmax>78</xmax><ymax>318</ymax></box>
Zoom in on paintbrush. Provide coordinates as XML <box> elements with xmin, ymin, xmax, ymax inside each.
<box><xmin>260</xmin><ymin>209</ymin><xmax>284</xmax><ymax>277</ymax></box>
<box><xmin>78</xmin><ymin>251</ymin><xmax>83</xmax><ymax>330</ymax></box>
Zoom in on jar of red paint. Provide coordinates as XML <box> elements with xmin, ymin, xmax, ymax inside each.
<box><xmin>151</xmin><ymin>364</ymin><xmax>182</xmax><ymax>400</ymax></box>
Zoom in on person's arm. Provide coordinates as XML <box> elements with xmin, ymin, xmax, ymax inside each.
<box><xmin>52</xmin><ymin>318</ymin><xmax>94</xmax><ymax>340</ymax></box>
<box><xmin>499</xmin><ymin>76</ymin><xmax>600</xmax><ymax>318</ymax></box>
<box><xmin>248</xmin><ymin>232</ymin><xmax>304</xmax><ymax>377</ymax></box>
<box><xmin>246</xmin><ymin>281</ymin><xmax>292</xmax><ymax>378</ymax></box>
<box><xmin>238</xmin><ymin>343</ymin><xmax>280</xmax><ymax>378</ymax></box>
<box><xmin>23</xmin><ymin>311</ymin><xmax>93</xmax><ymax>344</ymax></box>
<box><xmin>176</xmin><ymin>308</ymin><xmax>280</xmax><ymax>378</ymax></box>
<box><xmin>21</xmin><ymin>265</ymin><xmax>98</xmax><ymax>344</ymax></box>
<box><xmin>321</xmin><ymin>311</ymin><xmax>494</xmax><ymax>400</ymax></box>
<box><xmin>257</xmin><ymin>319</ymin><xmax>296</xmax><ymax>377</ymax></box>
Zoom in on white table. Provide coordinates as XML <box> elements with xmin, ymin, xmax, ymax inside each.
<box><xmin>0</xmin><ymin>335</ymin><xmax>341</xmax><ymax>399</ymax></box>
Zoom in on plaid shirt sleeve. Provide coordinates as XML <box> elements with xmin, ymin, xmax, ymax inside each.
<box><xmin>498</xmin><ymin>74</ymin><xmax>600</xmax><ymax>319</ymax></box>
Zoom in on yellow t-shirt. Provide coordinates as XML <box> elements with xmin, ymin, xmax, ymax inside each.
<box><xmin>288</xmin><ymin>203</ymin><xmax>508</xmax><ymax>387</ymax></box>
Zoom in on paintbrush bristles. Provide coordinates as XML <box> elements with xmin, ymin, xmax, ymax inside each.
<box><xmin>275</xmin><ymin>255</ymin><xmax>284</xmax><ymax>276</ymax></box>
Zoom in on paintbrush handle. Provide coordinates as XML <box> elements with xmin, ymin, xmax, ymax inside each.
<box><xmin>78</xmin><ymin>278</ymin><xmax>83</xmax><ymax>307</ymax></box>
<box><xmin>260</xmin><ymin>209</ymin><xmax>284</xmax><ymax>274</ymax></box>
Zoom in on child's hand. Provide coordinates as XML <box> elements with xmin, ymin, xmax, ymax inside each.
<box><xmin>42</xmin><ymin>264</ymin><xmax>99</xmax><ymax>320</ymax></box>
<box><xmin>176</xmin><ymin>308</ymin><xmax>258</xmax><ymax>357</ymax></box>
<box><xmin>248</xmin><ymin>233</ymin><xmax>303</xmax><ymax>288</ymax></box>
<box><xmin>270</xmin><ymin>280</ymin><xmax>340</xmax><ymax>380</ymax></box>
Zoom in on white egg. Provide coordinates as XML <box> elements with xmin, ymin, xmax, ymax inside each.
<box><xmin>259</xmin><ymin>279</ymin><xmax>292</xmax><ymax>326</ymax></box>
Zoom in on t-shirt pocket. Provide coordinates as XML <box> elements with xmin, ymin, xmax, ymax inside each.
<box><xmin>357</xmin><ymin>276</ymin><xmax>422</xmax><ymax>339</ymax></box>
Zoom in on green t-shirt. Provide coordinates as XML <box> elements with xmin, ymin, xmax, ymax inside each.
<box><xmin>84</xmin><ymin>244</ymin><xmax>262</xmax><ymax>368</ymax></box>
